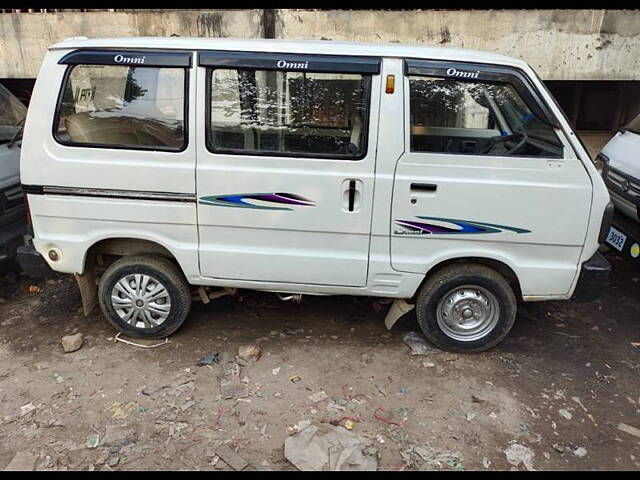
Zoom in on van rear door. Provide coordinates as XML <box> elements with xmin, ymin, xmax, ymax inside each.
<box><xmin>196</xmin><ymin>52</ymin><xmax>381</xmax><ymax>286</ymax></box>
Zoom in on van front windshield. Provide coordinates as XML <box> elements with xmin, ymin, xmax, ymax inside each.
<box><xmin>626</xmin><ymin>113</ymin><xmax>640</xmax><ymax>135</ymax></box>
<box><xmin>0</xmin><ymin>83</ymin><xmax>27</xmax><ymax>144</ymax></box>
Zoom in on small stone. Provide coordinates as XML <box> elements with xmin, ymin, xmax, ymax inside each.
<box><xmin>19</xmin><ymin>403</ymin><xmax>35</xmax><ymax>417</ymax></box>
<box><xmin>559</xmin><ymin>409</ymin><xmax>572</xmax><ymax>420</ymax></box>
<box><xmin>216</xmin><ymin>445</ymin><xmax>249</xmax><ymax>471</ymax></box>
<box><xmin>618</xmin><ymin>422</ymin><xmax>640</xmax><ymax>439</ymax></box>
<box><xmin>573</xmin><ymin>447</ymin><xmax>587</xmax><ymax>458</ymax></box>
<box><xmin>61</xmin><ymin>333</ymin><xmax>84</xmax><ymax>353</ymax></box>
<box><xmin>238</xmin><ymin>343</ymin><xmax>262</xmax><ymax>362</ymax></box>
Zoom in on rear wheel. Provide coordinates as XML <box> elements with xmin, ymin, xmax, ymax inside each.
<box><xmin>415</xmin><ymin>263</ymin><xmax>516</xmax><ymax>353</ymax></box>
<box><xmin>98</xmin><ymin>255</ymin><xmax>191</xmax><ymax>339</ymax></box>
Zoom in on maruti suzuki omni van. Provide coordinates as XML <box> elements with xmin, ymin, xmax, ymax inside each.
<box><xmin>19</xmin><ymin>37</ymin><xmax>612</xmax><ymax>352</ymax></box>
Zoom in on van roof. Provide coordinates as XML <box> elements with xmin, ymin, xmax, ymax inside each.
<box><xmin>49</xmin><ymin>37</ymin><xmax>529</xmax><ymax>70</ymax></box>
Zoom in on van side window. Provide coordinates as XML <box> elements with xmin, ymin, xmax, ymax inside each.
<box><xmin>207</xmin><ymin>69</ymin><xmax>370</xmax><ymax>159</ymax></box>
<box><xmin>409</xmin><ymin>76</ymin><xmax>563</xmax><ymax>158</ymax></box>
<box><xmin>54</xmin><ymin>65</ymin><xmax>186</xmax><ymax>151</ymax></box>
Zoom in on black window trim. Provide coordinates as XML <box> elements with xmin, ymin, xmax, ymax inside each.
<box><xmin>405</xmin><ymin>58</ymin><xmax>565</xmax><ymax>159</ymax></box>
<box><xmin>204</xmin><ymin>66</ymin><xmax>373</xmax><ymax>161</ymax></box>
<box><xmin>198</xmin><ymin>50</ymin><xmax>380</xmax><ymax>74</ymax></box>
<box><xmin>52</xmin><ymin>61</ymin><xmax>190</xmax><ymax>153</ymax></box>
<box><xmin>59</xmin><ymin>49</ymin><xmax>193</xmax><ymax>68</ymax></box>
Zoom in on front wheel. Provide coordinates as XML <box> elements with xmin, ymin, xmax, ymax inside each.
<box><xmin>98</xmin><ymin>255</ymin><xmax>192</xmax><ymax>339</ymax></box>
<box><xmin>415</xmin><ymin>263</ymin><xmax>517</xmax><ymax>353</ymax></box>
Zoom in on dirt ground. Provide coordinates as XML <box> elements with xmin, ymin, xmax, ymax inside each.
<box><xmin>0</xmin><ymin>249</ymin><xmax>639</xmax><ymax>471</ymax></box>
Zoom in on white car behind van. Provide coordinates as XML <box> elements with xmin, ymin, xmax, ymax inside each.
<box><xmin>597</xmin><ymin>113</ymin><xmax>640</xmax><ymax>223</ymax></box>
<box><xmin>19</xmin><ymin>37</ymin><xmax>612</xmax><ymax>352</ymax></box>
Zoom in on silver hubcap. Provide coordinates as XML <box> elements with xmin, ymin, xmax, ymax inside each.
<box><xmin>111</xmin><ymin>274</ymin><xmax>171</xmax><ymax>329</ymax></box>
<box><xmin>436</xmin><ymin>285</ymin><xmax>499</xmax><ymax>342</ymax></box>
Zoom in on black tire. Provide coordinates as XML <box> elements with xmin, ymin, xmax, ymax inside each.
<box><xmin>415</xmin><ymin>263</ymin><xmax>517</xmax><ymax>353</ymax></box>
<box><xmin>98</xmin><ymin>255</ymin><xmax>192</xmax><ymax>339</ymax></box>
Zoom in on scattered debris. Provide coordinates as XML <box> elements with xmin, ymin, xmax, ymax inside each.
<box><xmin>219</xmin><ymin>362</ymin><xmax>249</xmax><ymax>399</ymax></box>
<box><xmin>618</xmin><ymin>422</ymin><xmax>640</xmax><ymax>439</ymax></box>
<box><xmin>105</xmin><ymin>401</ymin><xmax>136</xmax><ymax>420</ymax></box>
<box><xmin>28</xmin><ymin>285</ymin><xmax>40</xmax><ymax>294</ymax></box>
<box><xmin>61</xmin><ymin>332</ymin><xmax>84</xmax><ymax>353</ymax></box>
<box><xmin>238</xmin><ymin>343</ymin><xmax>262</xmax><ymax>363</ymax></box>
<box><xmin>402</xmin><ymin>331</ymin><xmax>437</xmax><ymax>355</ymax></box>
<box><xmin>216</xmin><ymin>444</ymin><xmax>249</xmax><ymax>471</ymax></box>
<box><xmin>4</xmin><ymin>451</ymin><xmax>37</xmax><ymax>471</ymax></box>
<box><xmin>19</xmin><ymin>403</ymin><xmax>35</xmax><ymax>417</ymax></box>
<box><xmin>272</xmin><ymin>367</ymin><xmax>281</xmax><ymax>376</ymax></box>
<box><xmin>289</xmin><ymin>375</ymin><xmax>302</xmax><ymax>383</ymax></box>
<box><xmin>196</xmin><ymin>352</ymin><xmax>220</xmax><ymax>366</ymax></box>
<box><xmin>86</xmin><ymin>434</ymin><xmax>100</xmax><ymax>449</ymax></box>
<box><xmin>102</xmin><ymin>424</ymin><xmax>137</xmax><ymax>447</ymax></box>
<box><xmin>558</xmin><ymin>409</ymin><xmax>573</xmax><ymax>420</ymax></box>
<box><xmin>113</xmin><ymin>333</ymin><xmax>169</xmax><ymax>349</ymax></box>
<box><xmin>308</xmin><ymin>391</ymin><xmax>329</xmax><ymax>403</ymax></box>
<box><xmin>573</xmin><ymin>447</ymin><xmax>587</xmax><ymax>458</ymax></box>
<box><xmin>400</xmin><ymin>445</ymin><xmax>461</xmax><ymax>469</ymax></box>
<box><xmin>284</xmin><ymin>422</ymin><xmax>378</xmax><ymax>471</ymax></box>
<box><xmin>504</xmin><ymin>443</ymin><xmax>536</xmax><ymax>471</ymax></box>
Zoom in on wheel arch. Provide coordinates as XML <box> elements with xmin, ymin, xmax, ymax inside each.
<box><xmin>415</xmin><ymin>255</ymin><xmax>523</xmax><ymax>301</ymax></box>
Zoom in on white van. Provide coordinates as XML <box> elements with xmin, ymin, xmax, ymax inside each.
<box><xmin>19</xmin><ymin>37</ymin><xmax>613</xmax><ymax>352</ymax></box>
<box><xmin>597</xmin><ymin>113</ymin><xmax>640</xmax><ymax>223</ymax></box>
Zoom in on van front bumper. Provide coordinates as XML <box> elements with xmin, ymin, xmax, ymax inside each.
<box><xmin>571</xmin><ymin>251</ymin><xmax>611</xmax><ymax>302</ymax></box>
<box><xmin>17</xmin><ymin>242</ymin><xmax>56</xmax><ymax>279</ymax></box>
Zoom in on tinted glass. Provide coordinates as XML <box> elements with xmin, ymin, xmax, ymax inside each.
<box><xmin>409</xmin><ymin>76</ymin><xmax>563</xmax><ymax>158</ymax></box>
<box><xmin>208</xmin><ymin>69</ymin><xmax>370</xmax><ymax>159</ymax></box>
<box><xmin>55</xmin><ymin>65</ymin><xmax>186</xmax><ymax>150</ymax></box>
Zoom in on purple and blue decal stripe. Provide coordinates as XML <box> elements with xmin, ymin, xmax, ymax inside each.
<box><xmin>395</xmin><ymin>216</ymin><xmax>530</xmax><ymax>235</ymax></box>
<box><xmin>199</xmin><ymin>193</ymin><xmax>316</xmax><ymax>211</ymax></box>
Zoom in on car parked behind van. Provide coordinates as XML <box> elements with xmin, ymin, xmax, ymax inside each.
<box><xmin>0</xmin><ymin>83</ymin><xmax>28</xmax><ymax>272</ymax></box>
<box><xmin>596</xmin><ymin>113</ymin><xmax>640</xmax><ymax>223</ymax></box>
<box><xmin>19</xmin><ymin>37</ymin><xmax>612</xmax><ymax>352</ymax></box>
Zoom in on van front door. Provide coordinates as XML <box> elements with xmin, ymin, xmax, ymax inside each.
<box><xmin>196</xmin><ymin>52</ymin><xmax>380</xmax><ymax>287</ymax></box>
<box><xmin>391</xmin><ymin>60</ymin><xmax>592</xmax><ymax>296</ymax></box>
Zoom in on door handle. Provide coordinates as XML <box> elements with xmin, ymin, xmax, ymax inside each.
<box><xmin>410</xmin><ymin>183</ymin><xmax>438</xmax><ymax>192</ymax></box>
<box><xmin>342</xmin><ymin>179</ymin><xmax>362</xmax><ymax>212</ymax></box>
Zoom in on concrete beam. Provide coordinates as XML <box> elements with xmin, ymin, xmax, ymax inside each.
<box><xmin>0</xmin><ymin>9</ymin><xmax>639</xmax><ymax>80</ymax></box>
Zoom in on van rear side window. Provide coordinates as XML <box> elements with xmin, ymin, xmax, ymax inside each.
<box><xmin>207</xmin><ymin>69</ymin><xmax>371</xmax><ymax>159</ymax></box>
<box><xmin>409</xmin><ymin>76</ymin><xmax>563</xmax><ymax>158</ymax></box>
<box><xmin>54</xmin><ymin>65</ymin><xmax>187</xmax><ymax>151</ymax></box>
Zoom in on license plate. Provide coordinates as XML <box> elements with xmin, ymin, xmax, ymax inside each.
<box><xmin>606</xmin><ymin>226</ymin><xmax>627</xmax><ymax>252</ymax></box>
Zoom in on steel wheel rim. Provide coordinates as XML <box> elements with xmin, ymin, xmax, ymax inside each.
<box><xmin>436</xmin><ymin>285</ymin><xmax>500</xmax><ymax>342</ymax></box>
<box><xmin>111</xmin><ymin>273</ymin><xmax>171</xmax><ymax>329</ymax></box>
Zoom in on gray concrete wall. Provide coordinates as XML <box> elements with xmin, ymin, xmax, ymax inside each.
<box><xmin>1</xmin><ymin>9</ymin><xmax>639</xmax><ymax>80</ymax></box>
<box><xmin>0</xmin><ymin>10</ymin><xmax>263</xmax><ymax>78</ymax></box>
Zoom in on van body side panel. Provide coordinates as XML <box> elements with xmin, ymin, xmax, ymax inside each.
<box><xmin>28</xmin><ymin>194</ymin><xmax>198</xmax><ymax>275</ymax></box>
<box><xmin>390</xmin><ymin>154</ymin><xmax>591</xmax><ymax>296</ymax></box>
<box><xmin>21</xmin><ymin>49</ymin><xmax>199</xmax><ymax>277</ymax></box>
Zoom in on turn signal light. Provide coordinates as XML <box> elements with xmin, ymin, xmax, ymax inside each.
<box><xmin>386</xmin><ymin>75</ymin><xmax>395</xmax><ymax>94</ymax></box>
